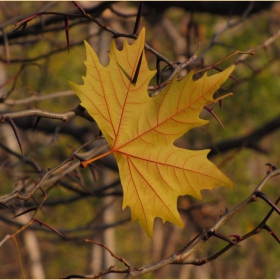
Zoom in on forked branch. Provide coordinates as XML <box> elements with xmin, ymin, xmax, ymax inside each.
<box><xmin>63</xmin><ymin>168</ymin><xmax>280</xmax><ymax>279</ymax></box>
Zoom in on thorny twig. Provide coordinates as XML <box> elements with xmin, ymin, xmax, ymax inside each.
<box><xmin>84</xmin><ymin>239</ymin><xmax>132</xmax><ymax>269</ymax></box>
<box><xmin>181</xmin><ymin>196</ymin><xmax>280</xmax><ymax>265</ymax></box>
<box><xmin>73</xmin><ymin>168</ymin><xmax>279</xmax><ymax>279</ymax></box>
<box><xmin>0</xmin><ymin>218</ymin><xmax>64</xmax><ymax>250</ymax></box>
<box><xmin>0</xmin><ymin>1</ymin><xmax>264</xmax><ymax>102</ymax></box>
<box><xmin>0</xmin><ymin>135</ymin><xmax>105</xmax><ymax>205</ymax></box>
<box><xmin>148</xmin><ymin>45</ymin><xmax>199</xmax><ymax>97</ymax></box>
<box><xmin>148</xmin><ymin>169</ymin><xmax>279</xmax><ymax>276</ymax></box>
<box><xmin>0</xmin><ymin>213</ymin><xmax>129</xmax><ymax>247</ymax></box>
<box><xmin>9</xmin><ymin>5</ymin><xmax>174</xmax><ymax>68</ymax></box>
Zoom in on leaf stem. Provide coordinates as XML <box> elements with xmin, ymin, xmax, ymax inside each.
<box><xmin>81</xmin><ymin>150</ymin><xmax>113</xmax><ymax>168</ymax></box>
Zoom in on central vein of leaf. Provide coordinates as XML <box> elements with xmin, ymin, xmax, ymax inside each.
<box><xmin>113</xmin><ymin>42</ymin><xmax>143</xmax><ymax>147</ymax></box>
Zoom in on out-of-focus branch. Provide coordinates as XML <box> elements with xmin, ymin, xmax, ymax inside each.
<box><xmin>0</xmin><ymin>214</ymin><xmax>129</xmax><ymax>244</ymax></box>
<box><xmin>235</xmin><ymin>27</ymin><xmax>280</xmax><ymax>64</ymax></box>
<box><xmin>109</xmin><ymin>4</ymin><xmax>139</xmax><ymax>18</ymax></box>
<box><xmin>208</xmin><ymin>114</ymin><xmax>280</xmax><ymax>157</ymax></box>
<box><xmin>0</xmin><ymin>141</ymin><xmax>42</xmax><ymax>171</ymax></box>
<box><xmin>0</xmin><ymin>36</ymin><xmax>89</xmax><ymax>63</ymax></box>
<box><xmin>4</xmin><ymin>90</ymin><xmax>75</xmax><ymax>106</ymax></box>
<box><xmin>0</xmin><ymin>2</ymin><xmax>58</xmax><ymax>29</ymax></box>
<box><xmin>198</xmin><ymin>2</ymin><xmax>255</xmax><ymax>60</ymax></box>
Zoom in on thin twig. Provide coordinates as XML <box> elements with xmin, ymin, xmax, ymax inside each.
<box><xmin>149</xmin><ymin>45</ymin><xmax>199</xmax><ymax>97</ymax></box>
<box><xmin>4</xmin><ymin>90</ymin><xmax>74</xmax><ymax>106</ymax></box>
<box><xmin>0</xmin><ymin>136</ymin><xmax>105</xmax><ymax>204</ymax></box>
<box><xmin>84</xmin><ymin>239</ymin><xmax>132</xmax><ymax>269</ymax></box>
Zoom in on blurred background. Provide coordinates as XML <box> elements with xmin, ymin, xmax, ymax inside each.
<box><xmin>0</xmin><ymin>1</ymin><xmax>279</xmax><ymax>278</ymax></box>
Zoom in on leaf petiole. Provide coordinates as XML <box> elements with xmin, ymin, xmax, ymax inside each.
<box><xmin>81</xmin><ymin>150</ymin><xmax>113</xmax><ymax>168</ymax></box>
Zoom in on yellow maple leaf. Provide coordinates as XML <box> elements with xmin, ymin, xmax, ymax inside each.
<box><xmin>69</xmin><ymin>28</ymin><xmax>234</xmax><ymax>237</ymax></box>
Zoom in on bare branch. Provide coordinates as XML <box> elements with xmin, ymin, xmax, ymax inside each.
<box><xmin>122</xmin><ymin>169</ymin><xmax>280</xmax><ymax>278</ymax></box>
<box><xmin>0</xmin><ymin>105</ymin><xmax>94</xmax><ymax>123</ymax></box>
<box><xmin>84</xmin><ymin>239</ymin><xmax>132</xmax><ymax>269</ymax></box>
<box><xmin>0</xmin><ymin>136</ymin><xmax>105</xmax><ymax>204</ymax></box>
<box><xmin>235</xmin><ymin>28</ymin><xmax>280</xmax><ymax>64</ymax></box>
<box><xmin>198</xmin><ymin>2</ymin><xmax>255</xmax><ymax>60</ymax></box>
<box><xmin>2</xmin><ymin>91</ymin><xmax>74</xmax><ymax>106</ymax></box>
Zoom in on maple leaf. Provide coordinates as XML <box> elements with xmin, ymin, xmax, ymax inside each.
<box><xmin>69</xmin><ymin>28</ymin><xmax>235</xmax><ymax>237</ymax></box>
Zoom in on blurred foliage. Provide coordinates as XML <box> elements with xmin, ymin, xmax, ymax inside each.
<box><xmin>0</xmin><ymin>1</ymin><xmax>279</xmax><ymax>279</ymax></box>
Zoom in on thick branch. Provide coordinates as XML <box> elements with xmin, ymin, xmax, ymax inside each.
<box><xmin>0</xmin><ymin>2</ymin><xmax>113</xmax><ymax>43</ymax></box>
